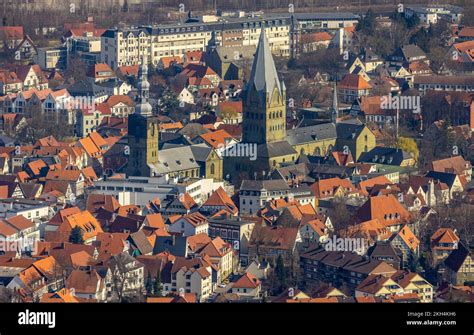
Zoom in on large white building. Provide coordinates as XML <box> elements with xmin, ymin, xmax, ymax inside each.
<box><xmin>100</xmin><ymin>12</ymin><xmax>359</xmax><ymax>70</ymax></box>
<box><xmin>90</xmin><ymin>176</ymin><xmax>224</xmax><ymax>207</ymax></box>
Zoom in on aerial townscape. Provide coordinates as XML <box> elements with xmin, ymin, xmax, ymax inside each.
<box><xmin>0</xmin><ymin>0</ymin><xmax>473</xmax><ymax>306</ymax></box>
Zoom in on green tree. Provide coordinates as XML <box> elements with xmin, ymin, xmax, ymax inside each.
<box><xmin>69</xmin><ymin>226</ymin><xmax>84</xmax><ymax>244</ymax></box>
<box><xmin>396</xmin><ymin>136</ymin><xmax>419</xmax><ymax>162</ymax></box>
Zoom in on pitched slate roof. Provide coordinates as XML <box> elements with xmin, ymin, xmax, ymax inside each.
<box><xmin>240</xmin><ymin>179</ymin><xmax>290</xmax><ymax>191</ymax></box>
<box><xmin>151</xmin><ymin>146</ymin><xmax>199</xmax><ymax>175</ymax></box>
<box><xmin>257</xmin><ymin>141</ymin><xmax>297</xmax><ymax>158</ymax></box>
<box><xmin>246</xmin><ymin>28</ymin><xmax>282</xmax><ymax>100</ymax></box>
<box><xmin>286</xmin><ymin>123</ymin><xmax>337</xmax><ymax>146</ymax></box>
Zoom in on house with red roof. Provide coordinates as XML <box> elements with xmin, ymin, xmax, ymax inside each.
<box><xmin>201</xmin><ymin>187</ymin><xmax>238</xmax><ymax>216</ymax></box>
<box><xmin>356</xmin><ymin>194</ymin><xmax>412</xmax><ymax>232</ymax></box>
<box><xmin>301</xmin><ymin>31</ymin><xmax>333</xmax><ymax>52</ymax></box>
<box><xmin>389</xmin><ymin>225</ymin><xmax>420</xmax><ymax>269</ymax></box>
<box><xmin>431</xmin><ymin>228</ymin><xmax>460</xmax><ymax>266</ymax></box>
<box><xmin>193</xmin><ymin>129</ymin><xmax>237</xmax><ymax>156</ymax></box>
<box><xmin>0</xmin><ymin>215</ymin><xmax>39</xmax><ymax>253</ymax></box>
<box><xmin>248</xmin><ymin>226</ymin><xmax>302</xmax><ymax>265</ymax></box>
<box><xmin>157</xmin><ymin>56</ymin><xmax>183</xmax><ymax>71</ymax></box>
<box><xmin>231</xmin><ymin>272</ymin><xmax>261</xmax><ymax>299</ymax></box>
<box><xmin>338</xmin><ymin>73</ymin><xmax>372</xmax><ymax>104</ymax></box>
<box><xmin>105</xmin><ymin>95</ymin><xmax>134</xmax><ymax>117</ymax></box>
<box><xmin>46</xmin><ymin>210</ymin><xmax>103</xmax><ymax>245</ymax></box>
<box><xmin>310</xmin><ymin>177</ymin><xmax>358</xmax><ymax>200</ymax></box>
<box><xmin>0</xmin><ymin>69</ymin><xmax>23</xmax><ymax>95</ymax></box>
<box><xmin>116</xmin><ymin>65</ymin><xmax>139</xmax><ymax>80</ymax></box>
<box><xmin>15</xmin><ymin>64</ymin><xmax>49</xmax><ymax>91</ymax></box>
<box><xmin>216</xmin><ymin>100</ymin><xmax>243</xmax><ymax>124</ymax></box>
<box><xmin>45</xmin><ymin>168</ymin><xmax>86</xmax><ymax>197</ymax></box>
<box><xmin>87</xmin><ymin>63</ymin><xmax>116</xmax><ymax>83</ymax></box>
<box><xmin>7</xmin><ymin>256</ymin><xmax>64</xmax><ymax>302</ymax></box>
<box><xmin>66</xmin><ymin>269</ymin><xmax>108</xmax><ymax>302</ymax></box>
<box><xmin>429</xmin><ymin>155</ymin><xmax>472</xmax><ymax>182</ymax></box>
<box><xmin>0</xmin><ymin>27</ymin><xmax>24</xmax><ymax>50</ymax></box>
<box><xmin>167</xmin><ymin>212</ymin><xmax>208</xmax><ymax>237</ymax></box>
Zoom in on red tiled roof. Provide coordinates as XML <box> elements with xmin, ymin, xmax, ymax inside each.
<box><xmin>233</xmin><ymin>272</ymin><xmax>261</xmax><ymax>289</ymax></box>
<box><xmin>339</xmin><ymin>73</ymin><xmax>372</xmax><ymax>90</ymax></box>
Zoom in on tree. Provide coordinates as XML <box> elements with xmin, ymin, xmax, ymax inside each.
<box><xmin>69</xmin><ymin>226</ymin><xmax>84</xmax><ymax>244</ymax></box>
<box><xmin>275</xmin><ymin>255</ymin><xmax>288</xmax><ymax>292</ymax></box>
<box><xmin>64</xmin><ymin>56</ymin><xmax>88</xmax><ymax>84</ymax></box>
<box><xmin>357</xmin><ymin>9</ymin><xmax>376</xmax><ymax>35</ymax></box>
<box><xmin>153</xmin><ymin>270</ymin><xmax>162</xmax><ymax>297</ymax></box>
<box><xmin>122</xmin><ymin>0</ymin><xmax>129</xmax><ymax>13</ymax></box>
<box><xmin>0</xmin><ymin>287</ymin><xmax>12</xmax><ymax>303</ymax></box>
<box><xmin>145</xmin><ymin>272</ymin><xmax>153</xmax><ymax>295</ymax></box>
<box><xmin>396</xmin><ymin>136</ymin><xmax>419</xmax><ymax>162</ymax></box>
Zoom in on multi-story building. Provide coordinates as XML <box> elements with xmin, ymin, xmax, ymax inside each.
<box><xmin>239</xmin><ymin>179</ymin><xmax>315</xmax><ymax>215</ymax></box>
<box><xmin>35</xmin><ymin>46</ymin><xmax>68</xmax><ymax>70</ymax></box>
<box><xmin>405</xmin><ymin>5</ymin><xmax>463</xmax><ymax>25</ymax></box>
<box><xmin>101</xmin><ymin>15</ymin><xmax>293</xmax><ymax>69</ymax></box>
<box><xmin>414</xmin><ymin>75</ymin><xmax>474</xmax><ymax>96</ymax></box>
<box><xmin>300</xmin><ymin>246</ymin><xmax>398</xmax><ymax>290</ymax></box>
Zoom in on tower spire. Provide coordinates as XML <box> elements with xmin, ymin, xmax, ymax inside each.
<box><xmin>135</xmin><ymin>56</ymin><xmax>152</xmax><ymax>116</ymax></box>
<box><xmin>245</xmin><ymin>27</ymin><xmax>282</xmax><ymax>102</ymax></box>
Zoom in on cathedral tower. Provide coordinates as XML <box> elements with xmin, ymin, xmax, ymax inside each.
<box><xmin>127</xmin><ymin>59</ymin><xmax>159</xmax><ymax>177</ymax></box>
<box><xmin>242</xmin><ymin>28</ymin><xmax>286</xmax><ymax>145</ymax></box>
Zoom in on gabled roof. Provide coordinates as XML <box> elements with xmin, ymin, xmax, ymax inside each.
<box><xmin>430</xmin><ymin>156</ymin><xmax>471</xmax><ymax>175</ymax></box>
<box><xmin>45</xmin><ymin>169</ymin><xmax>82</xmax><ymax>182</ymax></box>
<box><xmin>202</xmin><ymin>187</ymin><xmax>238</xmax><ymax>214</ymax></box>
<box><xmin>339</xmin><ymin>73</ymin><xmax>372</xmax><ymax>90</ymax></box>
<box><xmin>197</xmin><ymin>129</ymin><xmax>234</xmax><ymax>149</ymax></box>
<box><xmin>358</xmin><ymin>176</ymin><xmax>392</xmax><ymax>196</ymax></box>
<box><xmin>393</xmin><ymin>225</ymin><xmax>419</xmax><ymax>252</ymax></box>
<box><xmin>66</xmin><ymin>269</ymin><xmax>102</xmax><ymax>295</ymax></box>
<box><xmin>0</xmin><ymin>26</ymin><xmax>24</xmax><ymax>40</ymax></box>
<box><xmin>232</xmin><ymin>272</ymin><xmax>261</xmax><ymax>289</ymax></box>
<box><xmin>310</xmin><ymin>177</ymin><xmax>356</xmax><ymax>198</ymax></box>
<box><xmin>249</xmin><ymin>225</ymin><xmax>299</xmax><ymax>251</ymax></box>
<box><xmin>357</xmin><ymin>194</ymin><xmax>411</xmax><ymax>227</ymax></box>
<box><xmin>431</xmin><ymin>228</ymin><xmax>460</xmax><ymax>249</ymax></box>
<box><xmin>61</xmin><ymin>210</ymin><xmax>103</xmax><ymax>241</ymax></box>
<box><xmin>86</xmin><ymin>194</ymin><xmax>121</xmax><ymax>213</ymax></box>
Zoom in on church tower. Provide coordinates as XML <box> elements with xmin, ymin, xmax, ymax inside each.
<box><xmin>242</xmin><ymin>28</ymin><xmax>286</xmax><ymax>144</ymax></box>
<box><xmin>127</xmin><ymin>59</ymin><xmax>159</xmax><ymax>177</ymax></box>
